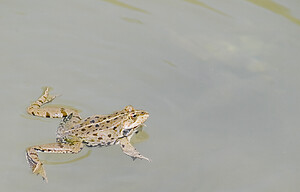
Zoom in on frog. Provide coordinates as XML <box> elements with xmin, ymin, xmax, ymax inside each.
<box><xmin>25</xmin><ymin>87</ymin><xmax>150</xmax><ymax>182</ymax></box>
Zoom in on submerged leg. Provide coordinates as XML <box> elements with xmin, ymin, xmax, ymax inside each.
<box><xmin>119</xmin><ymin>137</ymin><xmax>151</xmax><ymax>162</ymax></box>
<box><xmin>27</xmin><ymin>87</ymin><xmax>81</xmax><ymax>119</ymax></box>
<box><xmin>26</xmin><ymin>142</ymin><xmax>83</xmax><ymax>182</ymax></box>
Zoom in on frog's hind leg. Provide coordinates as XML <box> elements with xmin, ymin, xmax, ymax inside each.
<box><xmin>119</xmin><ymin>137</ymin><xmax>151</xmax><ymax>162</ymax></box>
<box><xmin>26</xmin><ymin>141</ymin><xmax>84</xmax><ymax>182</ymax></box>
<box><xmin>27</xmin><ymin>87</ymin><xmax>81</xmax><ymax>119</ymax></box>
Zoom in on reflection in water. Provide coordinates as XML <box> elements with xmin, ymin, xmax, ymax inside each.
<box><xmin>43</xmin><ymin>150</ymin><xmax>92</xmax><ymax>165</ymax></box>
<box><xmin>131</xmin><ymin>128</ymin><xmax>149</xmax><ymax>145</ymax></box>
<box><xmin>184</xmin><ymin>0</ymin><xmax>228</xmax><ymax>16</ymax></box>
<box><xmin>246</xmin><ymin>0</ymin><xmax>300</xmax><ymax>26</ymax></box>
<box><xmin>103</xmin><ymin>0</ymin><xmax>149</xmax><ymax>14</ymax></box>
<box><xmin>122</xmin><ymin>17</ymin><xmax>143</xmax><ymax>24</ymax></box>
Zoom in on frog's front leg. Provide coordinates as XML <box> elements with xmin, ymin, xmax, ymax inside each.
<box><xmin>119</xmin><ymin>137</ymin><xmax>151</xmax><ymax>162</ymax></box>
<box><xmin>27</xmin><ymin>87</ymin><xmax>81</xmax><ymax>120</ymax></box>
<box><xmin>26</xmin><ymin>142</ymin><xmax>84</xmax><ymax>182</ymax></box>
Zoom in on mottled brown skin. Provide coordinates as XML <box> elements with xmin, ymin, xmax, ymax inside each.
<box><xmin>26</xmin><ymin>88</ymin><xmax>150</xmax><ymax>182</ymax></box>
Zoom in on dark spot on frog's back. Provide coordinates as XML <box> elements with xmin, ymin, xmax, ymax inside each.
<box><xmin>81</xmin><ymin>128</ymin><xmax>86</xmax><ymax>131</ymax></box>
<box><xmin>45</xmin><ymin>112</ymin><xmax>50</xmax><ymax>118</ymax></box>
<box><xmin>90</xmin><ymin>120</ymin><xmax>95</xmax><ymax>123</ymax></box>
<box><xmin>108</xmin><ymin>134</ymin><xmax>111</xmax><ymax>138</ymax></box>
<box><xmin>95</xmin><ymin>124</ymin><xmax>99</xmax><ymax>127</ymax></box>
<box><xmin>60</xmin><ymin>108</ymin><xmax>67</xmax><ymax>117</ymax></box>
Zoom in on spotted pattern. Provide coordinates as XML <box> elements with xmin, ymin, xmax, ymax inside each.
<box><xmin>25</xmin><ymin>87</ymin><xmax>150</xmax><ymax>182</ymax></box>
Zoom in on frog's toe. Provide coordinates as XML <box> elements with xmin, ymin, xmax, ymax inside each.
<box><xmin>141</xmin><ymin>156</ymin><xmax>151</xmax><ymax>162</ymax></box>
<box><xmin>43</xmin><ymin>88</ymin><xmax>58</xmax><ymax>103</ymax></box>
<box><xmin>32</xmin><ymin>163</ymin><xmax>48</xmax><ymax>182</ymax></box>
<box><xmin>132</xmin><ymin>154</ymin><xmax>151</xmax><ymax>162</ymax></box>
<box><xmin>44</xmin><ymin>94</ymin><xmax>57</xmax><ymax>103</ymax></box>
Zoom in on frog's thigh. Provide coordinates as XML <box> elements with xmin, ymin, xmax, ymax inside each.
<box><xmin>119</xmin><ymin>138</ymin><xmax>150</xmax><ymax>162</ymax></box>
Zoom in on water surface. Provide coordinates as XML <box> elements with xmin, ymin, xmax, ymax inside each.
<box><xmin>0</xmin><ymin>0</ymin><xmax>300</xmax><ymax>191</ymax></box>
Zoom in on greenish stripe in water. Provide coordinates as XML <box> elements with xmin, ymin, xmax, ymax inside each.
<box><xmin>184</xmin><ymin>0</ymin><xmax>229</xmax><ymax>17</ymax></box>
<box><xmin>103</xmin><ymin>0</ymin><xmax>149</xmax><ymax>14</ymax></box>
<box><xmin>163</xmin><ymin>60</ymin><xmax>177</xmax><ymax>68</ymax></box>
<box><xmin>122</xmin><ymin>17</ymin><xmax>143</xmax><ymax>24</ymax></box>
<box><xmin>246</xmin><ymin>0</ymin><xmax>300</xmax><ymax>26</ymax></box>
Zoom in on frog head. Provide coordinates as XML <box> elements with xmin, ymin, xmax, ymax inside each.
<box><xmin>121</xmin><ymin>105</ymin><xmax>149</xmax><ymax>137</ymax></box>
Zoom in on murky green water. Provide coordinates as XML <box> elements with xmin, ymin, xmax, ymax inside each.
<box><xmin>1</xmin><ymin>0</ymin><xmax>300</xmax><ymax>191</ymax></box>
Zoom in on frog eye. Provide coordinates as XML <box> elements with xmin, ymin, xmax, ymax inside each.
<box><xmin>128</xmin><ymin>112</ymin><xmax>137</xmax><ymax>119</ymax></box>
<box><xmin>125</xmin><ymin>105</ymin><xmax>134</xmax><ymax>112</ymax></box>
<box><xmin>123</xmin><ymin>129</ymin><xmax>131</xmax><ymax>136</ymax></box>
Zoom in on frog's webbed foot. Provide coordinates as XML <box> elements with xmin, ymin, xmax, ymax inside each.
<box><xmin>119</xmin><ymin>137</ymin><xmax>151</xmax><ymax>162</ymax></box>
<box><xmin>43</xmin><ymin>87</ymin><xmax>57</xmax><ymax>103</ymax></box>
<box><xmin>26</xmin><ymin>147</ymin><xmax>48</xmax><ymax>182</ymax></box>
<box><xmin>30</xmin><ymin>87</ymin><xmax>56</xmax><ymax>107</ymax></box>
